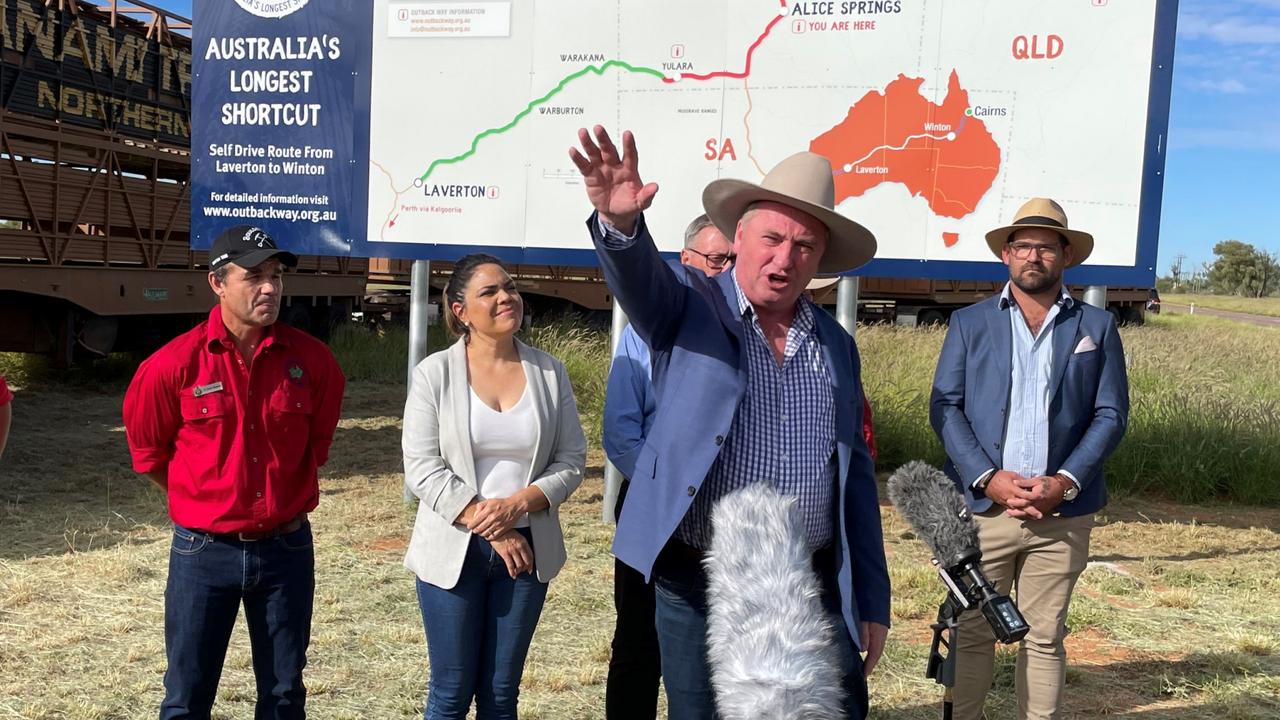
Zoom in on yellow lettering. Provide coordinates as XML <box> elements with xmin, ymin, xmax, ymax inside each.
<box><xmin>61</xmin><ymin>86</ymin><xmax>84</xmax><ymax>116</ymax></box>
<box><xmin>18</xmin><ymin>7</ymin><xmax>54</xmax><ymax>61</ymax></box>
<box><xmin>81</xmin><ymin>87</ymin><xmax>100</xmax><ymax>121</ymax></box>
<box><xmin>93</xmin><ymin>24</ymin><xmax>118</xmax><ymax>75</ymax></box>
<box><xmin>155</xmin><ymin>108</ymin><xmax>173</xmax><ymax>136</ymax></box>
<box><xmin>36</xmin><ymin>80</ymin><xmax>57</xmax><ymax>110</ymax></box>
<box><xmin>121</xmin><ymin>34</ymin><xmax>145</xmax><ymax>83</ymax></box>
<box><xmin>138</xmin><ymin>103</ymin><xmax>156</xmax><ymax>131</ymax></box>
<box><xmin>57</xmin><ymin>19</ymin><xmax>87</xmax><ymax>65</ymax></box>
<box><xmin>121</xmin><ymin>98</ymin><xmax>141</xmax><ymax>128</ymax></box>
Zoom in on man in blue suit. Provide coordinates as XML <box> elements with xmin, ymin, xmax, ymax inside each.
<box><xmin>929</xmin><ymin>198</ymin><xmax>1129</xmax><ymax>720</ymax></box>
<box><xmin>602</xmin><ymin>214</ymin><xmax>732</xmax><ymax>720</ymax></box>
<box><xmin>569</xmin><ymin>125</ymin><xmax>890</xmax><ymax>720</ymax></box>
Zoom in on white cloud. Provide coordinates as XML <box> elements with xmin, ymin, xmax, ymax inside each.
<box><xmin>1186</xmin><ymin>77</ymin><xmax>1250</xmax><ymax>93</ymax></box>
<box><xmin>1179</xmin><ymin>14</ymin><xmax>1280</xmax><ymax>44</ymax></box>
<box><xmin>1168</xmin><ymin>126</ymin><xmax>1280</xmax><ymax>151</ymax></box>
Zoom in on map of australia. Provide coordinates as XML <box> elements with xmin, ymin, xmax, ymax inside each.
<box><xmin>810</xmin><ymin>70</ymin><xmax>1000</xmax><ymax>247</ymax></box>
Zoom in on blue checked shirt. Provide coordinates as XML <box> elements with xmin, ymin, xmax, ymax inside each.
<box><xmin>676</xmin><ymin>273</ymin><xmax>838</xmax><ymax>550</ymax></box>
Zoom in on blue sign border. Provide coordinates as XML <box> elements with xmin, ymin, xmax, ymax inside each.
<box><xmin>197</xmin><ymin>1</ymin><xmax>1178</xmax><ymax>288</ymax></box>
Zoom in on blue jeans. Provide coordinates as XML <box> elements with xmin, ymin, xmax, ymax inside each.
<box><xmin>416</xmin><ymin>529</ymin><xmax>549</xmax><ymax>720</ymax></box>
<box><xmin>160</xmin><ymin>521</ymin><xmax>315</xmax><ymax>720</ymax></box>
<box><xmin>652</xmin><ymin>543</ymin><xmax>867</xmax><ymax>720</ymax></box>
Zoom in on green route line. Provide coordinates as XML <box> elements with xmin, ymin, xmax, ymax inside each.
<box><xmin>414</xmin><ymin>60</ymin><xmax>667</xmax><ymax>184</ymax></box>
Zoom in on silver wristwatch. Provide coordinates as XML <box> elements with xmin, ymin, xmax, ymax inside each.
<box><xmin>1059</xmin><ymin>475</ymin><xmax>1079</xmax><ymax>502</ymax></box>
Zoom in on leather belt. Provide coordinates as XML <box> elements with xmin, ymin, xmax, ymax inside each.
<box><xmin>215</xmin><ymin>514</ymin><xmax>307</xmax><ymax>542</ymax></box>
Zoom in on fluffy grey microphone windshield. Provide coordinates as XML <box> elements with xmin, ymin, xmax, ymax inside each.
<box><xmin>887</xmin><ymin>460</ymin><xmax>980</xmax><ymax>566</ymax></box>
<box><xmin>705</xmin><ymin>483</ymin><xmax>846</xmax><ymax>720</ymax></box>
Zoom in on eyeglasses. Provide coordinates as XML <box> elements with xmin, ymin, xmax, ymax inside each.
<box><xmin>1007</xmin><ymin>242</ymin><xmax>1063</xmax><ymax>260</ymax></box>
<box><xmin>686</xmin><ymin>248</ymin><xmax>736</xmax><ymax>268</ymax></box>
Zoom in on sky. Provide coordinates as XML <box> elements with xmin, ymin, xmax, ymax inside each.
<box><xmin>155</xmin><ymin>0</ymin><xmax>1277</xmax><ymax>277</ymax></box>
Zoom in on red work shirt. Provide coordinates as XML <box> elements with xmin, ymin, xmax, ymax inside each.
<box><xmin>123</xmin><ymin>307</ymin><xmax>346</xmax><ymax>533</ymax></box>
<box><xmin>863</xmin><ymin>395</ymin><xmax>878</xmax><ymax>464</ymax></box>
<box><xmin>0</xmin><ymin>375</ymin><xmax>11</xmax><ymax>406</ymax></box>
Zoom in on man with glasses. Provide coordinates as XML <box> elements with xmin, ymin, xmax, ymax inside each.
<box><xmin>602</xmin><ymin>213</ymin><xmax>731</xmax><ymax>719</ymax></box>
<box><xmin>679</xmin><ymin>215</ymin><xmax>736</xmax><ymax>272</ymax></box>
<box><xmin>929</xmin><ymin>198</ymin><xmax>1129</xmax><ymax>720</ymax></box>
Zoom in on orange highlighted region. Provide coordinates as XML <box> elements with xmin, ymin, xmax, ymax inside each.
<box><xmin>943</xmin><ymin>232</ymin><xmax>960</xmax><ymax>248</ymax></box>
<box><xmin>809</xmin><ymin>70</ymin><xmax>1001</xmax><ymax>227</ymax></box>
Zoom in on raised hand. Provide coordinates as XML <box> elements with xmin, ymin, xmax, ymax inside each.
<box><xmin>568</xmin><ymin>125</ymin><xmax>659</xmax><ymax>234</ymax></box>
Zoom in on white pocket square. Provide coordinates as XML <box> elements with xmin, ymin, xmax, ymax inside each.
<box><xmin>1074</xmin><ymin>336</ymin><xmax>1098</xmax><ymax>354</ymax></box>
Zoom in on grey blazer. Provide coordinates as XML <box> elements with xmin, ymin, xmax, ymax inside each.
<box><xmin>402</xmin><ymin>337</ymin><xmax>587</xmax><ymax>588</ymax></box>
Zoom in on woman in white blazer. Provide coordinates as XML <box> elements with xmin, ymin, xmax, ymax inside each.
<box><xmin>402</xmin><ymin>253</ymin><xmax>587</xmax><ymax>719</ymax></box>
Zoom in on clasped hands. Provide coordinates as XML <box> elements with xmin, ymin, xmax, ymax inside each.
<box><xmin>985</xmin><ymin>470</ymin><xmax>1072</xmax><ymax>519</ymax></box>
<box><xmin>458</xmin><ymin>497</ymin><xmax>533</xmax><ymax>578</ymax></box>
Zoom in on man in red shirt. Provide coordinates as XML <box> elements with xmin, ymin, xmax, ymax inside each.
<box><xmin>0</xmin><ymin>374</ymin><xmax>12</xmax><ymax>460</ymax></box>
<box><xmin>123</xmin><ymin>225</ymin><xmax>345</xmax><ymax>720</ymax></box>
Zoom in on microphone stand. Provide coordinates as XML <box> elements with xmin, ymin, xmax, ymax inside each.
<box><xmin>925</xmin><ymin>594</ymin><xmax>965</xmax><ymax>720</ymax></box>
<box><xmin>922</xmin><ymin>552</ymin><xmax>1029</xmax><ymax>720</ymax></box>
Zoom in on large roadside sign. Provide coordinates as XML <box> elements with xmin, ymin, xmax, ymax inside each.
<box><xmin>192</xmin><ymin>0</ymin><xmax>1177</xmax><ymax>285</ymax></box>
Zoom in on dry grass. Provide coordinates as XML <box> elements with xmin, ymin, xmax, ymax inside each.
<box><xmin>1163</xmin><ymin>293</ymin><xmax>1280</xmax><ymax>318</ymax></box>
<box><xmin>3</xmin><ymin>367</ymin><xmax>1279</xmax><ymax>718</ymax></box>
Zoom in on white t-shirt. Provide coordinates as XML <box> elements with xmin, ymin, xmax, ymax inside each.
<box><xmin>469</xmin><ymin>383</ymin><xmax>536</xmax><ymax>528</ymax></box>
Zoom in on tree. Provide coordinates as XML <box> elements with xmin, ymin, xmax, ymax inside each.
<box><xmin>1208</xmin><ymin>240</ymin><xmax>1279</xmax><ymax>297</ymax></box>
<box><xmin>1257</xmin><ymin>250</ymin><xmax>1280</xmax><ymax>298</ymax></box>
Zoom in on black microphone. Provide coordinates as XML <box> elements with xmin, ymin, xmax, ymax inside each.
<box><xmin>888</xmin><ymin>461</ymin><xmax>1029</xmax><ymax>644</ymax></box>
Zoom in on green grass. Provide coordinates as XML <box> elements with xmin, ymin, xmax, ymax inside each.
<box><xmin>1162</xmin><ymin>292</ymin><xmax>1280</xmax><ymax>318</ymax></box>
<box><xmin>328</xmin><ymin>318</ymin><xmax>612</xmax><ymax>441</ymax></box>
<box><xmin>1105</xmin><ymin>314</ymin><xmax>1280</xmax><ymax>504</ymax></box>
<box><xmin>323</xmin><ymin>312</ymin><xmax>1280</xmax><ymax>505</ymax></box>
<box><xmin>862</xmin><ymin>315</ymin><xmax>1280</xmax><ymax>505</ymax></box>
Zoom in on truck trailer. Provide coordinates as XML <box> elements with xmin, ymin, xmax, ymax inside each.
<box><xmin>0</xmin><ymin>0</ymin><xmax>366</xmax><ymax>365</ymax></box>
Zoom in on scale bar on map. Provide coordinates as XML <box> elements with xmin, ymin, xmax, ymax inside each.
<box><xmin>541</xmin><ymin>169</ymin><xmax>579</xmax><ymax>181</ymax></box>
<box><xmin>388</xmin><ymin>2</ymin><xmax>512</xmax><ymax>38</ymax></box>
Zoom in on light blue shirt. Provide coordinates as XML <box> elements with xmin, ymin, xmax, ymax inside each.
<box><xmin>1001</xmin><ymin>282</ymin><xmax>1068</xmax><ymax>477</ymax></box>
<box><xmin>985</xmin><ymin>283</ymin><xmax>1080</xmax><ymax>490</ymax></box>
<box><xmin>602</xmin><ymin>324</ymin><xmax>654</xmax><ymax>479</ymax></box>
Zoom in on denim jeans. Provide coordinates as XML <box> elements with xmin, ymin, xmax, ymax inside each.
<box><xmin>652</xmin><ymin>542</ymin><xmax>867</xmax><ymax>720</ymax></box>
<box><xmin>160</xmin><ymin>521</ymin><xmax>315</xmax><ymax>720</ymax></box>
<box><xmin>416</xmin><ymin>528</ymin><xmax>549</xmax><ymax>720</ymax></box>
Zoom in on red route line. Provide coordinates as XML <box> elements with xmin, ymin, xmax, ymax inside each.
<box><xmin>662</xmin><ymin>2</ymin><xmax>788</xmax><ymax>84</ymax></box>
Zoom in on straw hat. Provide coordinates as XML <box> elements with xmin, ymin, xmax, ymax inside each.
<box><xmin>984</xmin><ymin>198</ymin><xmax>1094</xmax><ymax>267</ymax></box>
<box><xmin>702</xmin><ymin>152</ymin><xmax>877</xmax><ymax>273</ymax></box>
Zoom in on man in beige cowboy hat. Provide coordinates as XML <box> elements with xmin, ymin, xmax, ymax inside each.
<box><xmin>570</xmin><ymin>126</ymin><xmax>889</xmax><ymax>720</ymax></box>
<box><xmin>930</xmin><ymin>198</ymin><xmax>1129</xmax><ymax>719</ymax></box>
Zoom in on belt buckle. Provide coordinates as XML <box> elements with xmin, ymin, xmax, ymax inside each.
<box><xmin>237</xmin><ymin>531</ymin><xmax>264</xmax><ymax>542</ymax></box>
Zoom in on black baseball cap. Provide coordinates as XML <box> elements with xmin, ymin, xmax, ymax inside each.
<box><xmin>208</xmin><ymin>225</ymin><xmax>299</xmax><ymax>271</ymax></box>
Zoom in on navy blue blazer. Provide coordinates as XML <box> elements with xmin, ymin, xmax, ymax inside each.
<box><xmin>589</xmin><ymin>213</ymin><xmax>890</xmax><ymax>647</ymax></box>
<box><xmin>929</xmin><ymin>293</ymin><xmax>1129</xmax><ymax>515</ymax></box>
